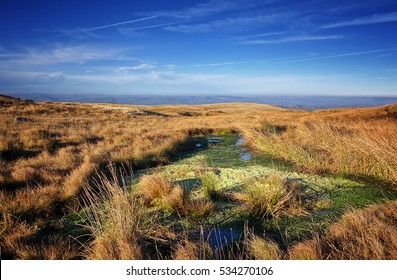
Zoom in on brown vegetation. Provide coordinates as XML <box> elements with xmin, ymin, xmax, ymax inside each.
<box><xmin>242</xmin><ymin>174</ymin><xmax>305</xmax><ymax>218</ymax></box>
<box><xmin>1</xmin><ymin>95</ymin><xmax>396</xmax><ymax>260</ymax></box>
<box><xmin>243</xmin><ymin>103</ymin><xmax>397</xmax><ymax>184</ymax></box>
<box><xmin>288</xmin><ymin>200</ymin><xmax>397</xmax><ymax>260</ymax></box>
<box><xmin>0</xmin><ymin>98</ymin><xmax>279</xmax><ymax>259</ymax></box>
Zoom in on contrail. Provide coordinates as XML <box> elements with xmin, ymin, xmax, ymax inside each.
<box><xmin>40</xmin><ymin>15</ymin><xmax>158</xmax><ymax>40</ymax></box>
<box><xmin>88</xmin><ymin>15</ymin><xmax>158</xmax><ymax>31</ymax></box>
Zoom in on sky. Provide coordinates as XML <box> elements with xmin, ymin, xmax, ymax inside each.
<box><xmin>1</xmin><ymin>0</ymin><xmax>397</xmax><ymax>96</ymax></box>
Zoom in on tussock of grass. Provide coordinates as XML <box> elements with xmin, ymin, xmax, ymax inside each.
<box><xmin>185</xmin><ymin>198</ymin><xmax>216</xmax><ymax>220</ymax></box>
<box><xmin>320</xmin><ymin>200</ymin><xmax>397</xmax><ymax>259</ymax></box>
<box><xmin>288</xmin><ymin>200</ymin><xmax>397</xmax><ymax>260</ymax></box>
<box><xmin>246</xmin><ymin>234</ymin><xmax>281</xmax><ymax>260</ymax></box>
<box><xmin>14</xmin><ymin>235</ymin><xmax>80</xmax><ymax>260</ymax></box>
<box><xmin>172</xmin><ymin>239</ymin><xmax>213</xmax><ymax>260</ymax></box>
<box><xmin>0</xmin><ymin>213</ymin><xmax>35</xmax><ymax>259</ymax></box>
<box><xmin>201</xmin><ymin>172</ymin><xmax>225</xmax><ymax>201</ymax></box>
<box><xmin>136</xmin><ymin>174</ymin><xmax>184</xmax><ymax>214</ymax></box>
<box><xmin>288</xmin><ymin>238</ymin><xmax>321</xmax><ymax>260</ymax></box>
<box><xmin>82</xmin><ymin>167</ymin><xmax>144</xmax><ymax>260</ymax></box>
<box><xmin>243</xmin><ymin>175</ymin><xmax>304</xmax><ymax>218</ymax></box>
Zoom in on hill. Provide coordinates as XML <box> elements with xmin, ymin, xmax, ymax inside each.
<box><xmin>0</xmin><ymin>97</ymin><xmax>396</xmax><ymax>260</ymax></box>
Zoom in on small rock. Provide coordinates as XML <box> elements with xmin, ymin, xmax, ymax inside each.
<box><xmin>15</xmin><ymin>117</ymin><xmax>29</xmax><ymax>122</ymax></box>
<box><xmin>180</xmin><ymin>112</ymin><xmax>193</xmax><ymax>116</ymax></box>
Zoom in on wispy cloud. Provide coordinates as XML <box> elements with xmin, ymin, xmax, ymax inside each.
<box><xmin>322</xmin><ymin>12</ymin><xmax>397</xmax><ymax>28</ymax></box>
<box><xmin>128</xmin><ymin>18</ymin><xmax>205</xmax><ymax>31</ymax></box>
<box><xmin>0</xmin><ymin>45</ymin><xmax>136</xmax><ymax>67</ymax></box>
<box><xmin>233</xmin><ymin>31</ymin><xmax>285</xmax><ymax>40</ymax></box>
<box><xmin>88</xmin><ymin>16</ymin><xmax>158</xmax><ymax>31</ymax></box>
<box><xmin>191</xmin><ymin>62</ymin><xmax>237</xmax><ymax>67</ymax></box>
<box><xmin>164</xmin><ymin>13</ymin><xmax>291</xmax><ymax>33</ymax></box>
<box><xmin>0</xmin><ymin>70</ymin><xmax>67</xmax><ymax>83</ymax></box>
<box><xmin>281</xmin><ymin>49</ymin><xmax>388</xmax><ymax>63</ymax></box>
<box><xmin>117</xmin><ymin>63</ymin><xmax>155</xmax><ymax>73</ymax></box>
<box><xmin>2</xmin><ymin>65</ymin><xmax>395</xmax><ymax>95</ymax></box>
<box><xmin>240</xmin><ymin>35</ymin><xmax>343</xmax><ymax>45</ymax></box>
<box><xmin>148</xmin><ymin>0</ymin><xmax>251</xmax><ymax>19</ymax></box>
<box><xmin>41</xmin><ymin>16</ymin><xmax>158</xmax><ymax>39</ymax></box>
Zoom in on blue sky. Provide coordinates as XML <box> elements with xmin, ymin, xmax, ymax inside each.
<box><xmin>1</xmin><ymin>0</ymin><xmax>397</xmax><ymax>96</ymax></box>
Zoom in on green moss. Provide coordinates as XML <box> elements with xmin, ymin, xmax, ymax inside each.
<box><xmin>129</xmin><ymin>134</ymin><xmax>397</xmax><ymax>250</ymax></box>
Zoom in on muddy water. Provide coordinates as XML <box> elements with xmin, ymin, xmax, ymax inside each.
<box><xmin>172</xmin><ymin>134</ymin><xmax>291</xmax><ymax>170</ymax></box>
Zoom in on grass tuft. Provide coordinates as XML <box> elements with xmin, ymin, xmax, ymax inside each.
<box><xmin>246</xmin><ymin>234</ymin><xmax>281</xmax><ymax>260</ymax></box>
<box><xmin>201</xmin><ymin>172</ymin><xmax>225</xmax><ymax>201</ymax></box>
<box><xmin>82</xmin><ymin>165</ymin><xmax>144</xmax><ymax>260</ymax></box>
<box><xmin>186</xmin><ymin>198</ymin><xmax>216</xmax><ymax>220</ymax></box>
<box><xmin>135</xmin><ymin>174</ymin><xmax>184</xmax><ymax>214</ymax></box>
<box><xmin>243</xmin><ymin>175</ymin><xmax>304</xmax><ymax>219</ymax></box>
<box><xmin>172</xmin><ymin>239</ymin><xmax>213</xmax><ymax>260</ymax></box>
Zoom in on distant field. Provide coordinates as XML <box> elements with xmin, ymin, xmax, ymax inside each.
<box><xmin>9</xmin><ymin>92</ymin><xmax>397</xmax><ymax>109</ymax></box>
<box><xmin>1</xmin><ymin>94</ymin><xmax>396</xmax><ymax>260</ymax></box>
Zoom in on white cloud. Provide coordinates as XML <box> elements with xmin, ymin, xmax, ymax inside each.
<box><xmin>42</xmin><ymin>16</ymin><xmax>158</xmax><ymax>39</ymax></box>
<box><xmin>0</xmin><ymin>45</ymin><xmax>134</xmax><ymax>67</ymax></box>
<box><xmin>129</xmin><ymin>18</ymin><xmax>205</xmax><ymax>31</ymax></box>
<box><xmin>2</xmin><ymin>67</ymin><xmax>396</xmax><ymax>96</ymax></box>
<box><xmin>240</xmin><ymin>35</ymin><xmax>343</xmax><ymax>44</ymax></box>
<box><xmin>164</xmin><ymin>14</ymin><xmax>289</xmax><ymax>33</ymax></box>
<box><xmin>281</xmin><ymin>49</ymin><xmax>389</xmax><ymax>63</ymax></box>
<box><xmin>191</xmin><ymin>62</ymin><xmax>236</xmax><ymax>67</ymax></box>
<box><xmin>164</xmin><ymin>24</ymin><xmax>213</xmax><ymax>33</ymax></box>
<box><xmin>233</xmin><ymin>31</ymin><xmax>285</xmax><ymax>40</ymax></box>
<box><xmin>117</xmin><ymin>63</ymin><xmax>155</xmax><ymax>73</ymax></box>
<box><xmin>0</xmin><ymin>70</ymin><xmax>66</xmax><ymax>82</ymax></box>
<box><xmin>88</xmin><ymin>16</ymin><xmax>158</xmax><ymax>31</ymax></box>
<box><xmin>150</xmin><ymin>0</ymin><xmax>250</xmax><ymax>19</ymax></box>
<box><xmin>322</xmin><ymin>12</ymin><xmax>397</xmax><ymax>28</ymax></box>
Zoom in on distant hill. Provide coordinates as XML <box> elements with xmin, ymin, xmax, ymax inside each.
<box><xmin>6</xmin><ymin>92</ymin><xmax>397</xmax><ymax>110</ymax></box>
<box><xmin>0</xmin><ymin>94</ymin><xmax>34</xmax><ymax>105</ymax></box>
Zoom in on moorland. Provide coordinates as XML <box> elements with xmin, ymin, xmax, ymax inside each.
<box><xmin>1</xmin><ymin>93</ymin><xmax>396</xmax><ymax>260</ymax></box>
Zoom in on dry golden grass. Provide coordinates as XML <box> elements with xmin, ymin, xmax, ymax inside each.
<box><xmin>172</xmin><ymin>239</ymin><xmax>213</xmax><ymax>260</ymax></box>
<box><xmin>185</xmin><ymin>198</ymin><xmax>216</xmax><ymax>220</ymax></box>
<box><xmin>13</xmin><ymin>235</ymin><xmax>80</xmax><ymax>260</ymax></box>
<box><xmin>136</xmin><ymin>174</ymin><xmax>184</xmax><ymax>214</ymax></box>
<box><xmin>287</xmin><ymin>238</ymin><xmax>321</xmax><ymax>260</ymax></box>
<box><xmin>288</xmin><ymin>200</ymin><xmax>397</xmax><ymax>260</ymax></box>
<box><xmin>82</xmin><ymin>167</ymin><xmax>144</xmax><ymax>260</ymax></box>
<box><xmin>0</xmin><ymin>213</ymin><xmax>35</xmax><ymax>259</ymax></box>
<box><xmin>320</xmin><ymin>200</ymin><xmax>397</xmax><ymax>259</ymax></box>
<box><xmin>1</xmin><ymin>98</ymin><xmax>280</xmax><ymax>259</ymax></box>
<box><xmin>243</xmin><ymin>175</ymin><xmax>305</xmax><ymax>218</ymax></box>
<box><xmin>1</xmin><ymin>95</ymin><xmax>396</xmax><ymax>259</ymax></box>
<box><xmin>243</xmin><ymin>104</ymin><xmax>397</xmax><ymax>184</ymax></box>
<box><xmin>246</xmin><ymin>234</ymin><xmax>281</xmax><ymax>260</ymax></box>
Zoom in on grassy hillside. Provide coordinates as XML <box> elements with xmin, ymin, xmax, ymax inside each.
<box><xmin>0</xmin><ymin>96</ymin><xmax>396</xmax><ymax>260</ymax></box>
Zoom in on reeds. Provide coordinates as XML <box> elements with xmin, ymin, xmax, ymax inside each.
<box><xmin>82</xmin><ymin>165</ymin><xmax>145</xmax><ymax>260</ymax></box>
